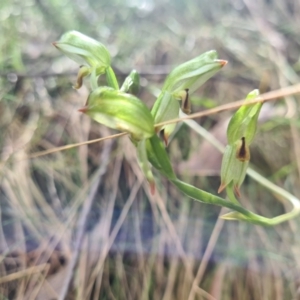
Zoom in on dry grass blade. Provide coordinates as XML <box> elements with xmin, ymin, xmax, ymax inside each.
<box><xmin>0</xmin><ymin>264</ymin><xmax>49</xmax><ymax>284</ymax></box>
<box><xmin>85</xmin><ymin>179</ymin><xmax>143</xmax><ymax>296</ymax></box>
<box><xmin>188</xmin><ymin>208</ymin><xmax>226</xmax><ymax>300</ymax></box>
<box><xmin>155</xmin><ymin>83</ymin><xmax>300</xmax><ymax>128</ymax></box>
<box><xmin>28</xmin><ymin>132</ymin><xmax>127</xmax><ymax>159</ymax></box>
<box><xmin>57</xmin><ymin>140</ymin><xmax>113</xmax><ymax>300</ymax></box>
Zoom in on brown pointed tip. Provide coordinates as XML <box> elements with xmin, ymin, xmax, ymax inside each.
<box><xmin>150</xmin><ymin>181</ymin><xmax>156</xmax><ymax>195</ymax></box>
<box><xmin>163</xmin><ymin>133</ymin><xmax>169</xmax><ymax>147</ymax></box>
<box><xmin>234</xmin><ymin>185</ymin><xmax>241</xmax><ymax>197</ymax></box>
<box><xmin>219</xmin><ymin>60</ymin><xmax>228</xmax><ymax>67</ymax></box>
<box><xmin>52</xmin><ymin>42</ymin><xmax>58</xmax><ymax>48</ymax></box>
<box><xmin>78</xmin><ymin>106</ymin><xmax>88</xmax><ymax>113</ymax></box>
<box><xmin>218</xmin><ymin>183</ymin><xmax>226</xmax><ymax>194</ymax></box>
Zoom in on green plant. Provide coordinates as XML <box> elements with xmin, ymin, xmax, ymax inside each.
<box><xmin>53</xmin><ymin>30</ymin><xmax>300</xmax><ymax>225</ymax></box>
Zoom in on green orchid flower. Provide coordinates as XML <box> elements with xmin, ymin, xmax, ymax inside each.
<box><xmin>152</xmin><ymin>50</ymin><xmax>227</xmax><ymax>145</ymax></box>
<box><xmin>78</xmin><ymin>87</ymin><xmax>154</xmax><ymax>141</ymax></box>
<box><xmin>53</xmin><ymin>31</ymin><xmax>118</xmax><ymax>90</ymax></box>
<box><xmin>219</xmin><ymin>89</ymin><xmax>263</xmax><ymax>196</ymax></box>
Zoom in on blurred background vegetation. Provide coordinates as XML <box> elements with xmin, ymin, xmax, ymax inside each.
<box><xmin>1</xmin><ymin>0</ymin><xmax>300</xmax><ymax>299</ymax></box>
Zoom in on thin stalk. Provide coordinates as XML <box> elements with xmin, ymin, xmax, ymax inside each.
<box><xmin>106</xmin><ymin>66</ymin><xmax>119</xmax><ymax>90</ymax></box>
<box><xmin>155</xmin><ymin>83</ymin><xmax>300</xmax><ymax>129</ymax></box>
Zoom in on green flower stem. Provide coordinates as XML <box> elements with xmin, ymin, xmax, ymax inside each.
<box><xmin>170</xmin><ymin>178</ymin><xmax>244</xmax><ymax>211</ymax></box>
<box><xmin>182</xmin><ymin>115</ymin><xmax>300</xmax><ymax>225</ymax></box>
<box><xmin>106</xmin><ymin>66</ymin><xmax>119</xmax><ymax>90</ymax></box>
<box><xmin>146</xmin><ymin>135</ymin><xmax>176</xmax><ymax>179</ymax></box>
<box><xmin>90</xmin><ymin>68</ymin><xmax>99</xmax><ymax>90</ymax></box>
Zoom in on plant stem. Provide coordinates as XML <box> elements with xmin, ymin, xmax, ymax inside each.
<box><xmin>106</xmin><ymin>66</ymin><xmax>119</xmax><ymax>89</ymax></box>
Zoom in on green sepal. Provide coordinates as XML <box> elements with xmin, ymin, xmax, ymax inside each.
<box><xmin>218</xmin><ymin>144</ymin><xmax>249</xmax><ymax>195</ymax></box>
<box><xmin>53</xmin><ymin>30</ymin><xmax>111</xmax><ymax>68</ymax></box>
<box><xmin>151</xmin><ymin>91</ymin><xmax>180</xmax><ymax>133</ymax></box>
<box><xmin>162</xmin><ymin>50</ymin><xmax>227</xmax><ymax>94</ymax></box>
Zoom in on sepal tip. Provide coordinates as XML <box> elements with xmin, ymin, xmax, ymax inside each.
<box><xmin>78</xmin><ymin>106</ymin><xmax>88</xmax><ymax>113</ymax></box>
<box><xmin>217</xmin><ymin>183</ymin><xmax>226</xmax><ymax>194</ymax></box>
<box><xmin>219</xmin><ymin>60</ymin><xmax>228</xmax><ymax>67</ymax></box>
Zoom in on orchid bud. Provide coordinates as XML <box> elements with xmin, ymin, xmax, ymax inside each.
<box><xmin>79</xmin><ymin>87</ymin><xmax>154</xmax><ymax>141</ymax></box>
<box><xmin>120</xmin><ymin>70</ymin><xmax>140</xmax><ymax>95</ymax></box>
